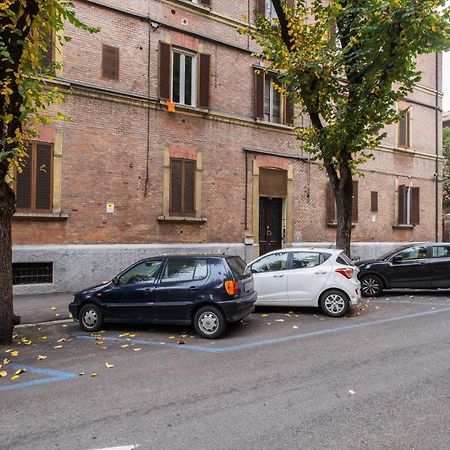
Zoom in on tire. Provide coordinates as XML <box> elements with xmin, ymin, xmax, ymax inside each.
<box><xmin>193</xmin><ymin>305</ymin><xmax>227</xmax><ymax>339</ymax></box>
<box><xmin>79</xmin><ymin>303</ymin><xmax>103</xmax><ymax>332</ymax></box>
<box><xmin>360</xmin><ymin>274</ymin><xmax>384</xmax><ymax>297</ymax></box>
<box><xmin>319</xmin><ymin>289</ymin><xmax>350</xmax><ymax>317</ymax></box>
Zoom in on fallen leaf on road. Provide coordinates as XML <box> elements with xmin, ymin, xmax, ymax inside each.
<box><xmin>37</xmin><ymin>355</ymin><xmax>47</xmax><ymax>361</ymax></box>
<box><xmin>119</xmin><ymin>333</ymin><xmax>129</xmax><ymax>337</ymax></box>
<box><xmin>68</xmin><ymin>313</ymin><xmax>73</xmax><ymax>319</ymax></box>
<box><xmin>10</xmin><ymin>351</ymin><xmax>19</xmax><ymax>357</ymax></box>
<box><xmin>349</xmin><ymin>389</ymin><xmax>355</xmax><ymax>395</ymax></box>
<box><xmin>78</xmin><ymin>372</ymin><xmax>84</xmax><ymax>376</ymax></box>
<box><xmin>133</xmin><ymin>348</ymin><xmax>142</xmax><ymax>352</ymax></box>
<box><xmin>90</xmin><ymin>372</ymin><xmax>98</xmax><ymax>377</ymax></box>
<box><xmin>168</xmin><ymin>336</ymin><xmax>175</xmax><ymax>340</ymax></box>
<box><xmin>40</xmin><ymin>336</ymin><xmax>47</xmax><ymax>340</ymax></box>
<box><xmin>15</xmin><ymin>368</ymin><xmax>26</xmax><ymax>375</ymax></box>
<box><xmin>105</xmin><ymin>362</ymin><xmax>114</xmax><ymax>368</ymax></box>
<box><xmin>266</xmin><ymin>323</ymin><xmax>271</xmax><ymax>325</ymax></box>
<box><xmin>51</xmin><ymin>306</ymin><xmax>57</xmax><ymax>311</ymax></box>
<box><xmin>5</xmin><ymin>349</ymin><xmax>12</xmax><ymax>353</ymax></box>
<box><xmin>275</xmin><ymin>319</ymin><xmax>284</xmax><ymax>322</ymax></box>
<box><xmin>62</xmin><ymin>324</ymin><xmax>68</xmax><ymax>328</ymax></box>
<box><xmin>261</xmin><ymin>314</ymin><xmax>269</xmax><ymax>317</ymax></box>
<box><xmin>0</xmin><ymin>371</ymin><xmax>7</xmax><ymax>378</ymax></box>
<box><xmin>11</xmin><ymin>375</ymin><xmax>20</xmax><ymax>381</ymax></box>
<box><xmin>57</xmin><ymin>338</ymin><xmax>66</xmax><ymax>343</ymax></box>
<box><xmin>292</xmin><ymin>326</ymin><xmax>298</xmax><ymax>329</ymax></box>
<box><xmin>3</xmin><ymin>358</ymin><xmax>10</xmax><ymax>365</ymax></box>
<box><xmin>120</xmin><ymin>344</ymin><xmax>129</xmax><ymax>348</ymax></box>
<box><xmin>128</xmin><ymin>334</ymin><xmax>136</xmax><ymax>338</ymax></box>
<box><xmin>54</xmin><ymin>345</ymin><xmax>63</xmax><ymax>349</ymax></box>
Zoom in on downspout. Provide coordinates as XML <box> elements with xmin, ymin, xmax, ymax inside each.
<box><xmin>435</xmin><ymin>52</ymin><xmax>440</xmax><ymax>242</ymax></box>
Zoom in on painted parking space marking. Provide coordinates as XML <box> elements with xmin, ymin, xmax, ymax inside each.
<box><xmin>90</xmin><ymin>445</ymin><xmax>139</xmax><ymax>450</ymax></box>
<box><xmin>76</xmin><ymin>306</ymin><xmax>450</xmax><ymax>354</ymax></box>
<box><xmin>0</xmin><ymin>364</ymin><xmax>77</xmax><ymax>393</ymax></box>
<box><xmin>369</xmin><ymin>299</ymin><xmax>450</xmax><ymax>306</ymax></box>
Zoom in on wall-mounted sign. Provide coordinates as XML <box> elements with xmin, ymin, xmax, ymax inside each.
<box><xmin>106</xmin><ymin>202</ymin><xmax>115</xmax><ymax>214</ymax></box>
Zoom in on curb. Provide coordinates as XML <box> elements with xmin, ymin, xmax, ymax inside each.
<box><xmin>16</xmin><ymin>319</ymin><xmax>73</xmax><ymax>329</ymax></box>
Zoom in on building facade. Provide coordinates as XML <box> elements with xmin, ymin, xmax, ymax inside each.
<box><xmin>12</xmin><ymin>0</ymin><xmax>444</xmax><ymax>294</ymax></box>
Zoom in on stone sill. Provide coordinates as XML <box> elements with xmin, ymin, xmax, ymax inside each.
<box><xmin>158</xmin><ymin>215</ymin><xmax>207</xmax><ymax>223</ymax></box>
<box><xmin>326</xmin><ymin>222</ymin><xmax>356</xmax><ymax>228</ymax></box>
<box><xmin>14</xmin><ymin>212</ymin><xmax>69</xmax><ymax>220</ymax></box>
<box><xmin>392</xmin><ymin>224</ymin><xmax>415</xmax><ymax>229</ymax></box>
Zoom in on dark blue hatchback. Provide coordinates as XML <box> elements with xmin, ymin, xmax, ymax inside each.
<box><xmin>69</xmin><ymin>255</ymin><xmax>256</xmax><ymax>339</ymax></box>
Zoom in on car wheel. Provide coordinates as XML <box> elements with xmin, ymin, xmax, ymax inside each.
<box><xmin>79</xmin><ymin>303</ymin><xmax>103</xmax><ymax>332</ymax></box>
<box><xmin>361</xmin><ymin>274</ymin><xmax>383</xmax><ymax>297</ymax></box>
<box><xmin>319</xmin><ymin>290</ymin><xmax>349</xmax><ymax>317</ymax></box>
<box><xmin>193</xmin><ymin>305</ymin><xmax>227</xmax><ymax>339</ymax></box>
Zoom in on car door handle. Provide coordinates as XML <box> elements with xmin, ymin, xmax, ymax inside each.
<box><xmin>315</xmin><ymin>271</ymin><xmax>327</xmax><ymax>275</ymax></box>
<box><xmin>189</xmin><ymin>286</ymin><xmax>199</xmax><ymax>289</ymax></box>
<box><xmin>273</xmin><ymin>274</ymin><xmax>285</xmax><ymax>278</ymax></box>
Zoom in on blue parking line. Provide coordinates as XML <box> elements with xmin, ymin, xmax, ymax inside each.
<box><xmin>0</xmin><ymin>364</ymin><xmax>78</xmax><ymax>393</ymax></box>
<box><xmin>369</xmin><ymin>299</ymin><xmax>450</xmax><ymax>306</ymax></box>
<box><xmin>76</xmin><ymin>306</ymin><xmax>450</xmax><ymax>354</ymax></box>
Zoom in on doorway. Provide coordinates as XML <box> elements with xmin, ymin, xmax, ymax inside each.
<box><xmin>259</xmin><ymin>197</ymin><xmax>282</xmax><ymax>255</ymax></box>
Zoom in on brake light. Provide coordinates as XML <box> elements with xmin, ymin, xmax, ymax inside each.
<box><xmin>224</xmin><ymin>280</ymin><xmax>239</xmax><ymax>295</ymax></box>
<box><xmin>335</xmin><ymin>267</ymin><xmax>354</xmax><ymax>279</ymax></box>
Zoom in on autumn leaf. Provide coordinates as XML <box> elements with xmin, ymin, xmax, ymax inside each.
<box><xmin>168</xmin><ymin>336</ymin><xmax>175</xmax><ymax>340</ymax></box>
<box><xmin>105</xmin><ymin>362</ymin><xmax>114</xmax><ymax>369</ymax></box>
<box><xmin>90</xmin><ymin>372</ymin><xmax>98</xmax><ymax>377</ymax></box>
<box><xmin>54</xmin><ymin>345</ymin><xmax>62</xmax><ymax>349</ymax></box>
<box><xmin>133</xmin><ymin>348</ymin><xmax>142</xmax><ymax>352</ymax></box>
<box><xmin>37</xmin><ymin>355</ymin><xmax>47</xmax><ymax>361</ymax></box>
<box><xmin>120</xmin><ymin>344</ymin><xmax>129</xmax><ymax>348</ymax></box>
<box><xmin>11</xmin><ymin>375</ymin><xmax>20</xmax><ymax>381</ymax></box>
<box><xmin>50</xmin><ymin>306</ymin><xmax>57</xmax><ymax>311</ymax></box>
<box><xmin>14</xmin><ymin>368</ymin><xmax>26</xmax><ymax>375</ymax></box>
<box><xmin>0</xmin><ymin>371</ymin><xmax>7</xmax><ymax>378</ymax></box>
<box><xmin>10</xmin><ymin>351</ymin><xmax>19</xmax><ymax>357</ymax></box>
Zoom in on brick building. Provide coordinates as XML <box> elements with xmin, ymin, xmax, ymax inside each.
<box><xmin>12</xmin><ymin>0</ymin><xmax>444</xmax><ymax>294</ymax></box>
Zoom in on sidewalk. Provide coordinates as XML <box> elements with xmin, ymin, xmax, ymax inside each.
<box><xmin>13</xmin><ymin>293</ymin><xmax>74</xmax><ymax>325</ymax></box>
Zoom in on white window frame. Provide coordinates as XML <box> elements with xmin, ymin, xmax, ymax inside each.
<box><xmin>264</xmin><ymin>75</ymin><xmax>282</xmax><ymax>123</ymax></box>
<box><xmin>171</xmin><ymin>49</ymin><xmax>197</xmax><ymax>107</ymax></box>
<box><xmin>405</xmin><ymin>186</ymin><xmax>411</xmax><ymax>225</ymax></box>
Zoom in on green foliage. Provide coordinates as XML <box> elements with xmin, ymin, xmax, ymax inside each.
<box><xmin>0</xmin><ymin>0</ymin><xmax>98</xmax><ymax>172</ymax></box>
<box><xmin>443</xmin><ymin>127</ymin><xmax>450</xmax><ymax>210</ymax></box>
<box><xmin>243</xmin><ymin>0</ymin><xmax>450</xmax><ymax>173</ymax></box>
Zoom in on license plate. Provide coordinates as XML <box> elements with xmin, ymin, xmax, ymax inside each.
<box><xmin>244</xmin><ymin>281</ymin><xmax>253</xmax><ymax>292</ymax></box>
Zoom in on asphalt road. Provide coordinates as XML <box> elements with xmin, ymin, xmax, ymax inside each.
<box><xmin>2</xmin><ymin>293</ymin><xmax>450</xmax><ymax>450</ymax></box>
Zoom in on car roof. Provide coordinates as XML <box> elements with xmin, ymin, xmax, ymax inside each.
<box><xmin>258</xmin><ymin>247</ymin><xmax>344</xmax><ymax>256</ymax></box>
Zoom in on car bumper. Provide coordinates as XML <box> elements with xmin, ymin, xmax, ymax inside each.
<box><xmin>350</xmin><ymin>288</ymin><xmax>361</xmax><ymax>306</ymax></box>
<box><xmin>68</xmin><ymin>302</ymin><xmax>80</xmax><ymax>320</ymax></box>
<box><xmin>219</xmin><ymin>291</ymin><xmax>257</xmax><ymax>323</ymax></box>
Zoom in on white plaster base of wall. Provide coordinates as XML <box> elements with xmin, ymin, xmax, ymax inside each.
<box><xmin>13</xmin><ymin>241</ymin><xmax>404</xmax><ymax>295</ymax></box>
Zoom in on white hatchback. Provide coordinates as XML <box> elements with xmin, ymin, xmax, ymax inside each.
<box><xmin>246</xmin><ymin>248</ymin><xmax>361</xmax><ymax>317</ymax></box>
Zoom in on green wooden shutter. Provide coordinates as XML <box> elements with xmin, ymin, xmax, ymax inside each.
<box><xmin>170</xmin><ymin>159</ymin><xmax>182</xmax><ymax>215</ymax></box>
<box><xmin>398</xmin><ymin>185</ymin><xmax>407</xmax><ymax>224</ymax></box>
<box><xmin>411</xmin><ymin>187</ymin><xmax>420</xmax><ymax>225</ymax></box>
<box><xmin>102</xmin><ymin>44</ymin><xmax>120</xmax><ymax>80</ymax></box>
<box><xmin>16</xmin><ymin>147</ymin><xmax>33</xmax><ymax>209</ymax></box>
<box><xmin>183</xmin><ymin>161</ymin><xmax>195</xmax><ymax>216</ymax></box>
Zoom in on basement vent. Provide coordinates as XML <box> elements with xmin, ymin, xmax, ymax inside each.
<box><xmin>13</xmin><ymin>262</ymin><xmax>53</xmax><ymax>285</ymax></box>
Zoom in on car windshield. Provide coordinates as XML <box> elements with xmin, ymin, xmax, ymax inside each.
<box><xmin>226</xmin><ymin>256</ymin><xmax>247</xmax><ymax>279</ymax></box>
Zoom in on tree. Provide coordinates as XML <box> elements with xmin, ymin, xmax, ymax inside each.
<box><xmin>0</xmin><ymin>1</ymin><xmax>96</xmax><ymax>344</ymax></box>
<box><xmin>443</xmin><ymin>127</ymin><xmax>450</xmax><ymax>211</ymax></box>
<box><xmin>243</xmin><ymin>0</ymin><xmax>450</xmax><ymax>255</ymax></box>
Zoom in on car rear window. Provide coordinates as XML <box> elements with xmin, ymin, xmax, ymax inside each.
<box><xmin>226</xmin><ymin>256</ymin><xmax>247</xmax><ymax>279</ymax></box>
<box><xmin>336</xmin><ymin>252</ymin><xmax>354</xmax><ymax>266</ymax></box>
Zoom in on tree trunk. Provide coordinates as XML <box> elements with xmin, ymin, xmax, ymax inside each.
<box><xmin>0</xmin><ymin>166</ymin><xmax>16</xmax><ymax>345</ymax></box>
<box><xmin>334</xmin><ymin>172</ymin><xmax>353</xmax><ymax>257</ymax></box>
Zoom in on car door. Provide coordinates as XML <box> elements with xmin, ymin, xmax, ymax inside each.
<box><xmin>429</xmin><ymin>245</ymin><xmax>450</xmax><ymax>288</ymax></box>
<box><xmin>106</xmin><ymin>259</ymin><xmax>163</xmax><ymax>322</ymax></box>
<box><xmin>286</xmin><ymin>252</ymin><xmax>332</xmax><ymax>305</ymax></box>
<box><xmin>154</xmin><ymin>258</ymin><xmax>208</xmax><ymax>323</ymax></box>
<box><xmin>249</xmin><ymin>252</ymin><xmax>289</xmax><ymax>305</ymax></box>
<box><xmin>386</xmin><ymin>245</ymin><xmax>431</xmax><ymax>288</ymax></box>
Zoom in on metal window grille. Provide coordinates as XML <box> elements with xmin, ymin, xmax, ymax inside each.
<box><xmin>13</xmin><ymin>262</ymin><xmax>53</xmax><ymax>285</ymax></box>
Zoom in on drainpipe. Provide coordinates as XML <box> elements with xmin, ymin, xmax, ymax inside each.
<box><xmin>435</xmin><ymin>52</ymin><xmax>440</xmax><ymax>242</ymax></box>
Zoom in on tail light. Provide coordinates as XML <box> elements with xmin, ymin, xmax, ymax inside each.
<box><xmin>224</xmin><ymin>280</ymin><xmax>239</xmax><ymax>295</ymax></box>
<box><xmin>335</xmin><ymin>267</ymin><xmax>354</xmax><ymax>279</ymax></box>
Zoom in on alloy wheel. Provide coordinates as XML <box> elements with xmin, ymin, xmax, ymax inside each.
<box><xmin>323</xmin><ymin>293</ymin><xmax>346</xmax><ymax>315</ymax></box>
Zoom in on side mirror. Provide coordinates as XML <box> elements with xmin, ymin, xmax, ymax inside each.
<box><xmin>392</xmin><ymin>255</ymin><xmax>403</xmax><ymax>263</ymax></box>
<box><xmin>112</xmin><ymin>276</ymin><xmax>119</xmax><ymax>285</ymax></box>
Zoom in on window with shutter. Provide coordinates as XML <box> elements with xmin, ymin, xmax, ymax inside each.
<box><xmin>397</xmin><ymin>185</ymin><xmax>419</xmax><ymax>225</ymax></box>
<box><xmin>398</xmin><ymin>109</ymin><xmax>410</xmax><ymax>148</ymax></box>
<box><xmin>172</xmin><ymin>49</ymin><xmax>197</xmax><ymax>106</ymax></box>
<box><xmin>326</xmin><ymin>181</ymin><xmax>358</xmax><ymax>224</ymax></box>
<box><xmin>102</xmin><ymin>44</ymin><xmax>119</xmax><ymax>80</ymax></box>
<box><xmin>371</xmin><ymin>191</ymin><xmax>378</xmax><ymax>213</ymax></box>
<box><xmin>16</xmin><ymin>142</ymin><xmax>53</xmax><ymax>212</ymax></box>
<box><xmin>170</xmin><ymin>158</ymin><xmax>196</xmax><ymax>216</ymax></box>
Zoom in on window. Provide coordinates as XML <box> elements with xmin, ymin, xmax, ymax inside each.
<box><xmin>398</xmin><ymin>185</ymin><xmax>420</xmax><ymax>225</ymax></box>
<box><xmin>13</xmin><ymin>262</ymin><xmax>53</xmax><ymax>285</ymax></box>
<box><xmin>371</xmin><ymin>191</ymin><xmax>378</xmax><ymax>213</ymax></box>
<box><xmin>398</xmin><ymin>109</ymin><xmax>411</xmax><ymax>148</ymax></box>
<box><xmin>255</xmin><ymin>71</ymin><xmax>294</xmax><ymax>125</ymax></box>
<box><xmin>251</xmin><ymin>252</ymin><xmax>288</xmax><ymax>273</ymax></box>
<box><xmin>393</xmin><ymin>245</ymin><xmax>428</xmax><ymax>261</ymax></box>
<box><xmin>159</xmin><ymin>43</ymin><xmax>210</xmax><ymax>108</ymax></box>
<box><xmin>162</xmin><ymin>258</ymin><xmax>207</xmax><ymax>282</ymax></box>
<box><xmin>16</xmin><ymin>142</ymin><xmax>53</xmax><ymax>212</ymax></box>
<box><xmin>119</xmin><ymin>260</ymin><xmax>162</xmax><ymax>285</ymax></box>
<box><xmin>431</xmin><ymin>246</ymin><xmax>450</xmax><ymax>258</ymax></box>
<box><xmin>291</xmin><ymin>252</ymin><xmax>323</xmax><ymax>269</ymax></box>
<box><xmin>172</xmin><ymin>50</ymin><xmax>196</xmax><ymax>106</ymax></box>
<box><xmin>102</xmin><ymin>44</ymin><xmax>119</xmax><ymax>80</ymax></box>
<box><xmin>170</xmin><ymin>158</ymin><xmax>195</xmax><ymax>216</ymax></box>
<box><xmin>326</xmin><ymin>181</ymin><xmax>358</xmax><ymax>224</ymax></box>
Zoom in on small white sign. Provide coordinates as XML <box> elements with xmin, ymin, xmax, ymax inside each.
<box><xmin>106</xmin><ymin>202</ymin><xmax>115</xmax><ymax>214</ymax></box>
